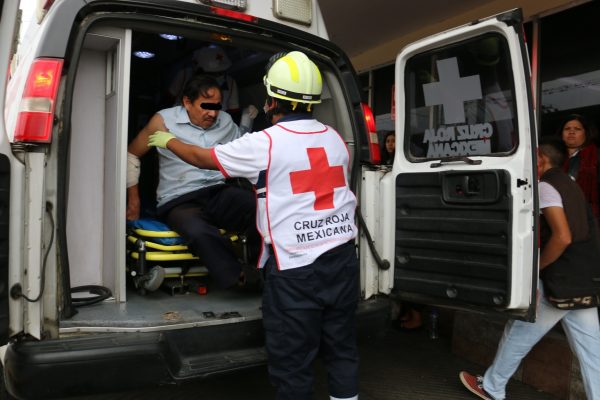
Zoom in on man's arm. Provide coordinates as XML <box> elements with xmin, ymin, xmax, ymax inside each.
<box><xmin>539</xmin><ymin>206</ymin><xmax>572</xmax><ymax>269</ymax></box>
<box><xmin>126</xmin><ymin>114</ymin><xmax>166</xmax><ymax>220</ymax></box>
<box><xmin>129</xmin><ymin>113</ymin><xmax>166</xmax><ymax>157</ymax></box>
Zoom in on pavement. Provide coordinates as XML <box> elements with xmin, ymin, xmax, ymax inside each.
<box><xmin>355</xmin><ymin>326</ymin><xmax>554</xmax><ymax>400</ymax></box>
<box><xmin>71</xmin><ymin>325</ymin><xmax>555</xmax><ymax>400</ymax></box>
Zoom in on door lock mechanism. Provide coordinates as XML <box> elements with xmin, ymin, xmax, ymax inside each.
<box><xmin>516</xmin><ymin>178</ymin><xmax>529</xmax><ymax>188</ymax></box>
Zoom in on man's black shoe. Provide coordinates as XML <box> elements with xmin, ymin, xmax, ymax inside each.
<box><xmin>237</xmin><ymin>263</ymin><xmax>264</xmax><ymax>293</ymax></box>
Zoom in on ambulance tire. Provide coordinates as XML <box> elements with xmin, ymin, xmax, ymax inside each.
<box><xmin>0</xmin><ymin>366</ymin><xmax>15</xmax><ymax>400</ymax></box>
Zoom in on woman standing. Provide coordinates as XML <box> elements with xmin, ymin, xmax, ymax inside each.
<box><xmin>558</xmin><ymin>114</ymin><xmax>599</xmax><ymax>221</ymax></box>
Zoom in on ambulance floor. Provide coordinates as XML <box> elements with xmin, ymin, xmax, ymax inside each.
<box><xmin>61</xmin><ymin>284</ymin><xmax>262</xmax><ymax>330</ymax></box>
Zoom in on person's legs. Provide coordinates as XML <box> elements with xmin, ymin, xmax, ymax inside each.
<box><xmin>206</xmin><ymin>185</ymin><xmax>260</xmax><ymax>262</ymax></box>
<box><xmin>206</xmin><ymin>185</ymin><xmax>256</xmax><ymax>234</ymax></box>
<box><xmin>262</xmin><ymin>258</ymin><xmax>321</xmax><ymax>400</ymax></box>
<box><xmin>560</xmin><ymin>307</ymin><xmax>600</xmax><ymax>399</ymax></box>
<box><xmin>317</xmin><ymin>244</ymin><xmax>360</xmax><ymax>399</ymax></box>
<box><xmin>164</xmin><ymin>200</ymin><xmax>242</xmax><ymax>288</ymax></box>
<box><xmin>398</xmin><ymin>303</ymin><xmax>423</xmax><ymax>330</ymax></box>
<box><xmin>483</xmin><ymin>294</ymin><xmax>567</xmax><ymax>399</ymax></box>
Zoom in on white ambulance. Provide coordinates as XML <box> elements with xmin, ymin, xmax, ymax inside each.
<box><xmin>0</xmin><ymin>0</ymin><xmax>537</xmax><ymax>398</ymax></box>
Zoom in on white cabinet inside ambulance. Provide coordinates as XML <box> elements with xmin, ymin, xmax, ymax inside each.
<box><xmin>373</xmin><ymin>9</ymin><xmax>538</xmax><ymax>320</ymax></box>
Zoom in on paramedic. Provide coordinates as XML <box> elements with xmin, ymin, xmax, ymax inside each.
<box><xmin>148</xmin><ymin>51</ymin><xmax>360</xmax><ymax>400</ymax></box>
<box><xmin>127</xmin><ymin>74</ymin><xmax>260</xmax><ymax>290</ymax></box>
<box><xmin>459</xmin><ymin>137</ymin><xmax>600</xmax><ymax>400</ymax></box>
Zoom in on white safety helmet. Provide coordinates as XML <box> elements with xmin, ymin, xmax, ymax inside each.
<box><xmin>193</xmin><ymin>45</ymin><xmax>232</xmax><ymax>73</ymax></box>
<box><xmin>263</xmin><ymin>51</ymin><xmax>322</xmax><ymax>104</ymax></box>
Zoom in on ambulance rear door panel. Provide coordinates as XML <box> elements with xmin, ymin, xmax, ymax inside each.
<box><xmin>383</xmin><ymin>10</ymin><xmax>537</xmax><ymax>318</ymax></box>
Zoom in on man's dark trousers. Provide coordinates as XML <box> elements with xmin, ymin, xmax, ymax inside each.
<box><xmin>158</xmin><ymin>184</ymin><xmax>258</xmax><ymax>288</ymax></box>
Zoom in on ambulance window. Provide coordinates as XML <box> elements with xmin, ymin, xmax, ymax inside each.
<box><xmin>404</xmin><ymin>33</ymin><xmax>518</xmax><ymax>160</ymax></box>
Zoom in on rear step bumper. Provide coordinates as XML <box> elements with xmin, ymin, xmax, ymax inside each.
<box><xmin>4</xmin><ymin>297</ymin><xmax>390</xmax><ymax>399</ymax></box>
<box><xmin>4</xmin><ymin>320</ymin><xmax>266</xmax><ymax>399</ymax></box>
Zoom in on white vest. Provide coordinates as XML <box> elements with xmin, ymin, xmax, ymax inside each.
<box><xmin>259</xmin><ymin>119</ymin><xmax>357</xmax><ymax>270</ymax></box>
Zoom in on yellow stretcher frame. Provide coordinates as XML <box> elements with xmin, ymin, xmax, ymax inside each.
<box><xmin>127</xmin><ymin>226</ymin><xmax>243</xmax><ymax>292</ymax></box>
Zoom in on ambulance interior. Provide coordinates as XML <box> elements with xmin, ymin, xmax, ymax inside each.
<box><xmin>61</xmin><ymin>23</ymin><xmax>354</xmax><ymax>332</ymax></box>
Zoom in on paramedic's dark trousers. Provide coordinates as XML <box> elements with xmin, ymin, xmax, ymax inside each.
<box><xmin>262</xmin><ymin>241</ymin><xmax>359</xmax><ymax>400</ymax></box>
<box><xmin>157</xmin><ymin>184</ymin><xmax>258</xmax><ymax>288</ymax></box>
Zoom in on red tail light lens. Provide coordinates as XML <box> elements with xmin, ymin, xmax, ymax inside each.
<box><xmin>41</xmin><ymin>0</ymin><xmax>56</xmax><ymax>11</ymax></box>
<box><xmin>209</xmin><ymin>6</ymin><xmax>258</xmax><ymax>23</ymax></box>
<box><xmin>361</xmin><ymin>103</ymin><xmax>381</xmax><ymax>164</ymax></box>
<box><xmin>14</xmin><ymin>58</ymin><xmax>63</xmax><ymax>143</ymax></box>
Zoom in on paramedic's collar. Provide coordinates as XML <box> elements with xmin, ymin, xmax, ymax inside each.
<box><xmin>277</xmin><ymin>113</ymin><xmax>312</xmax><ymax>123</ymax></box>
<box><xmin>174</xmin><ymin>105</ymin><xmax>223</xmax><ymax>130</ymax></box>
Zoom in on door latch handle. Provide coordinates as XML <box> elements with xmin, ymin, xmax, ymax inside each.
<box><xmin>517</xmin><ymin>178</ymin><xmax>528</xmax><ymax>188</ymax></box>
<box><xmin>463</xmin><ymin>176</ymin><xmax>481</xmax><ymax>196</ymax></box>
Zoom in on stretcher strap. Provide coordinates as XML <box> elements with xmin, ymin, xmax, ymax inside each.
<box><xmin>133</xmin><ymin>227</ymin><xmax>234</xmax><ymax>238</ymax></box>
<box><xmin>133</xmin><ymin>228</ymin><xmax>181</xmax><ymax>238</ymax></box>
<box><xmin>127</xmin><ymin>232</ymin><xmax>239</xmax><ymax>251</ymax></box>
<box><xmin>127</xmin><ymin>235</ymin><xmax>189</xmax><ymax>251</ymax></box>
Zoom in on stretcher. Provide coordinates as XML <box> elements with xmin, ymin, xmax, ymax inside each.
<box><xmin>126</xmin><ymin>219</ymin><xmax>242</xmax><ymax>295</ymax></box>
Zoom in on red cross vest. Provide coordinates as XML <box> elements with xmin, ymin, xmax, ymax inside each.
<box><xmin>259</xmin><ymin>119</ymin><xmax>357</xmax><ymax>270</ymax></box>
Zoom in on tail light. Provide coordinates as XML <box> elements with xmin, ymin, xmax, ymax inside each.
<box><xmin>209</xmin><ymin>6</ymin><xmax>258</xmax><ymax>23</ymax></box>
<box><xmin>14</xmin><ymin>58</ymin><xmax>63</xmax><ymax>143</ymax></box>
<box><xmin>361</xmin><ymin>103</ymin><xmax>380</xmax><ymax>164</ymax></box>
<box><xmin>40</xmin><ymin>0</ymin><xmax>56</xmax><ymax>12</ymax></box>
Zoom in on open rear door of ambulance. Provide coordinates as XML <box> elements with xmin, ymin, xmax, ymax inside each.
<box><xmin>382</xmin><ymin>9</ymin><xmax>538</xmax><ymax>320</ymax></box>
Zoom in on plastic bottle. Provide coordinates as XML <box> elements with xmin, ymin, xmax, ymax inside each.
<box><xmin>429</xmin><ymin>308</ymin><xmax>439</xmax><ymax>339</ymax></box>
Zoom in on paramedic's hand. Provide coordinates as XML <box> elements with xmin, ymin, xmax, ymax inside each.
<box><xmin>148</xmin><ymin>131</ymin><xmax>175</xmax><ymax>149</ymax></box>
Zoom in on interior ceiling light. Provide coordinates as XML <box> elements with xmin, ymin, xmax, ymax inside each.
<box><xmin>133</xmin><ymin>51</ymin><xmax>155</xmax><ymax>59</ymax></box>
<box><xmin>159</xmin><ymin>34</ymin><xmax>183</xmax><ymax>41</ymax></box>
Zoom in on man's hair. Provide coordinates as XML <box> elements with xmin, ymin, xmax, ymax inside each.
<box><xmin>182</xmin><ymin>75</ymin><xmax>221</xmax><ymax>103</ymax></box>
<box><xmin>539</xmin><ymin>136</ymin><xmax>567</xmax><ymax>167</ymax></box>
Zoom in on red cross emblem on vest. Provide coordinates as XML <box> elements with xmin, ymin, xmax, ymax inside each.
<box><xmin>289</xmin><ymin>147</ymin><xmax>346</xmax><ymax>210</ymax></box>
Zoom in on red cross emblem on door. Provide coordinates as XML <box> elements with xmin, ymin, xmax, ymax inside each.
<box><xmin>289</xmin><ymin>147</ymin><xmax>346</xmax><ymax>210</ymax></box>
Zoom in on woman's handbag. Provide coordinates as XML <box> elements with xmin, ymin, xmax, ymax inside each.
<box><xmin>541</xmin><ymin>207</ymin><xmax>600</xmax><ymax>310</ymax></box>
